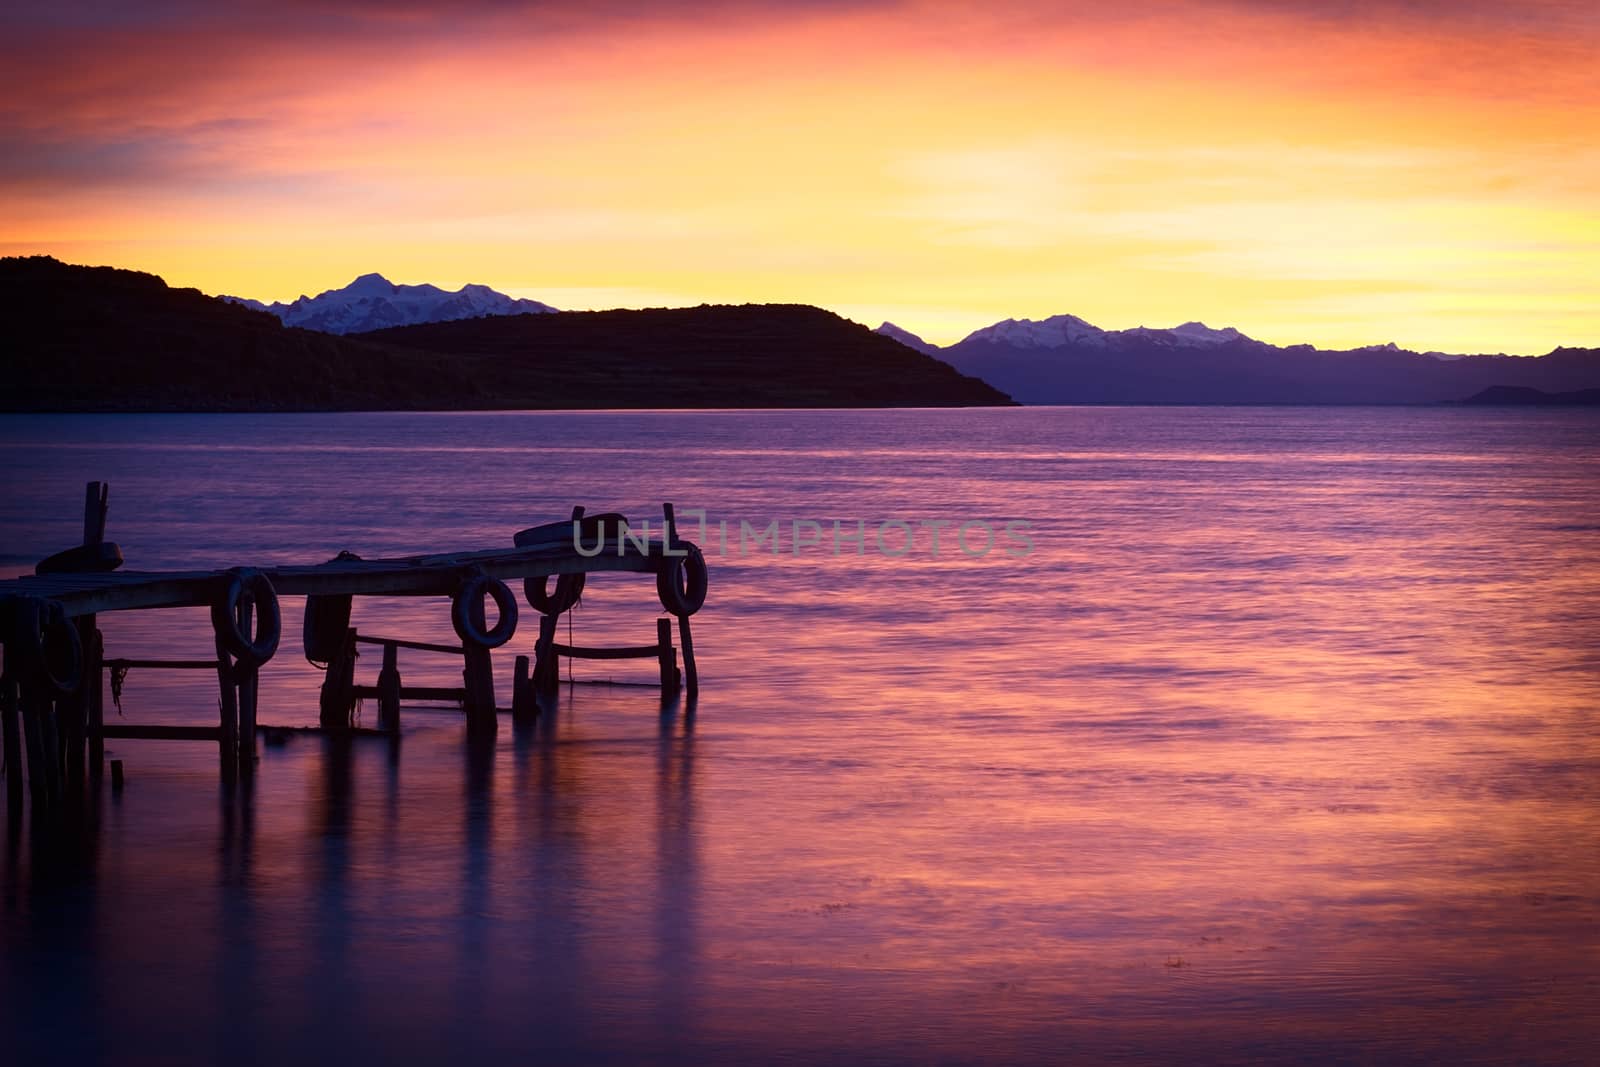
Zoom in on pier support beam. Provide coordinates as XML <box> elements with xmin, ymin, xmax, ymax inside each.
<box><xmin>678</xmin><ymin>615</ymin><xmax>698</xmax><ymax>701</ymax></box>
<box><xmin>86</xmin><ymin>626</ymin><xmax>104</xmax><ymax>782</ymax></box>
<box><xmin>235</xmin><ymin>597</ymin><xmax>256</xmax><ymax>778</ymax></box>
<box><xmin>533</xmin><ymin>613</ymin><xmax>560</xmax><ymax>695</ymax></box>
<box><xmin>377</xmin><ymin>641</ymin><xmax>401</xmax><ymax>735</ymax></box>
<box><xmin>2</xmin><ymin>676</ymin><xmax>21</xmax><ymax>814</ymax></box>
<box><xmin>319</xmin><ymin>628</ymin><xmax>357</xmax><ymax>729</ymax></box>
<box><xmin>657</xmin><ymin>618</ymin><xmax>680</xmax><ymax>695</ymax></box>
<box><xmin>213</xmin><ymin>629</ymin><xmax>238</xmax><ymax>785</ymax></box>
<box><xmin>461</xmin><ymin>594</ymin><xmax>498</xmax><ymax>737</ymax></box>
<box><xmin>511</xmin><ymin>655</ymin><xmax>536</xmax><ymax>725</ymax></box>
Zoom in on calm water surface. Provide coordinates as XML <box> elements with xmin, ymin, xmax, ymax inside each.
<box><xmin>2</xmin><ymin>407</ymin><xmax>1598</xmax><ymax>1065</ymax></box>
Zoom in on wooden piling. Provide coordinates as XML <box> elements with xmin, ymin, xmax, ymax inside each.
<box><xmin>62</xmin><ymin>616</ymin><xmax>97</xmax><ymax>790</ymax></box>
<box><xmin>87</xmin><ymin>627</ymin><xmax>104</xmax><ymax>781</ymax></box>
<box><xmin>319</xmin><ymin>628</ymin><xmax>357</xmax><ymax>729</ymax></box>
<box><xmin>213</xmin><ymin>631</ymin><xmax>238</xmax><ymax>784</ymax></box>
<box><xmin>511</xmin><ymin>654</ymin><xmax>536</xmax><ymax>725</ymax></box>
<box><xmin>2</xmin><ymin>676</ymin><xmax>21</xmax><ymax>813</ymax></box>
<box><xmin>38</xmin><ymin>692</ymin><xmax>63</xmax><ymax>805</ymax></box>
<box><xmin>19</xmin><ymin>688</ymin><xmax>45</xmax><ymax>806</ymax></box>
<box><xmin>533</xmin><ymin>613</ymin><xmax>559</xmax><ymax>694</ymax></box>
<box><xmin>657</xmin><ymin>618</ymin><xmax>680</xmax><ymax>694</ymax></box>
<box><xmin>377</xmin><ymin>641</ymin><xmax>401</xmax><ymax>734</ymax></box>
<box><xmin>461</xmin><ymin>591</ymin><xmax>497</xmax><ymax>736</ymax></box>
<box><xmin>236</xmin><ymin>597</ymin><xmax>256</xmax><ymax>777</ymax></box>
<box><xmin>678</xmin><ymin>614</ymin><xmax>699</xmax><ymax>700</ymax></box>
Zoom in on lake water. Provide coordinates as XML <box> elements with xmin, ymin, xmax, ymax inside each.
<box><xmin>2</xmin><ymin>407</ymin><xmax>1598</xmax><ymax>1065</ymax></box>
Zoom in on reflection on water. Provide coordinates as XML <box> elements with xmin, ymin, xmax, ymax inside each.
<box><xmin>2</xmin><ymin>407</ymin><xmax>1599</xmax><ymax>1065</ymax></box>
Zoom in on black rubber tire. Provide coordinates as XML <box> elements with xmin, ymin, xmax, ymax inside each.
<box><xmin>211</xmin><ymin>569</ymin><xmax>282</xmax><ymax>667</ymax></box>
<box><xmin>452</xmin><ymin>574</ymin><xmax>519</xmax><ymax>649</ymax></box>
<box><xmin>656</xmin><ymin>547</ymin><xmax>708</xmax><ymax>617</ymax></box>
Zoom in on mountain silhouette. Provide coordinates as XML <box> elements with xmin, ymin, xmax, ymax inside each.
<box><xmin>877</xmin><ymin>316</ymin><xmax>1600</xmax><ymax>404</ymax></box>
<box><xmin>2</xmin><ymin>257</ymin><xmax>1010</xmax><ymax>411</ymax></box>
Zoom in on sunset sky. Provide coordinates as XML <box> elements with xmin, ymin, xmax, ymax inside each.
<box><xmin>2</xmin><ymin>0</ymin><xmax>1595</xmax><ymax>351</ymax></box>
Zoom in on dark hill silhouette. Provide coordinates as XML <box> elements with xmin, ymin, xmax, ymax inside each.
<box><xmin>0</xmin><ymin>257</ymin><xmax>1010</xmax><ymax>410</ymax></box>
<box><xmin>356</xmin><ymin>305</ymin><xmax>1012</xmax><ymax>408</ymax></box>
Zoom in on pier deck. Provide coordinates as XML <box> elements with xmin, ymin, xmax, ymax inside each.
<box><xmin>1</xmin><ymin>540</ymin><xmax>674</xmax><ymax>618</ymax></box>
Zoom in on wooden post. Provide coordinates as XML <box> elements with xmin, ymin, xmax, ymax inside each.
<box><xmin>319</xmin><ymin>628</ymin><xmax>357</xmax><ymax>729</ymax></box>
<box><xmin>213</xmin><ymin>631</ymin><xmax>237</xmax><ymax>785</ymax></box>
<box><xmin>533</xmin><ymin>613</ymin><xmax>559</xmax><ymax>694</ymax></box>
<box><xmin>83</xmin><ymin>481</ymin><xmax>109</xmax><ymax>545</ymax></box>
<box><xmin>87</xmin><ymin>627</ymin><xmax>104</xmax><ymax>782</ymax></box>
<box><xmin>38</xmin><ymin>692</ymin><xmax>63</xmax><ymax>805</ymax></box>
<box><xmin>235</xmin><ymin>597</ymin><xmax>256</xmax><ymax>778</ymax></box>
<box><xmin>678</xmin><ymin>614</ymin><xmax>698</xmax><ymax>700</ymax></box>
<box><xmin>2</xmin><ymin>676</ymin><xmax>21</xmax><ymax>814</ymax></box>
<box><xmin>19</xmin><ymin>688</ymin><xmax>45</xmax><ymax>806</ymax></box>
<box><xmin>511</xmin><ymin>655</ymin><xmax>536</xmax><ymax>725</ymax></box>
<box><xmin>377</xmin><ymin>641</ymin><xmax>401</xmax><ymax>735</ymax></box>
<box><xmin>62</xmin><ymin>616</ymin><xmax>96</xmax><ymax>790</ymax></box>
<box><xmin>656</xmin><ymin>618</ymin><xmax>680</xmax><ymax>694</ymax></box>
<box><xmin>461</xmin><ymin>594</ymin><xmax>497</xmax><ymax>736</ymax></box>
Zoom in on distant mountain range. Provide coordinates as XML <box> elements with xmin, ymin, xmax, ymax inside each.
<box><xmin>7</xmin><ymin>255</ymin><xmax>1597</xmax><ymax>409</ymax></box>
<box><xmin>875</xmin><ymin>316</ymin><xmax>1600</xmax><ymax>405</ymax></box>
<box><xmin>223</xmin><ymin>273</ymin><xmax>557</xmax><ymax>334</ymax></box>
<box><xmin>2</xmin><ymin>257</ymin><xmax>1008</xmax><ymax>410</ymax></box>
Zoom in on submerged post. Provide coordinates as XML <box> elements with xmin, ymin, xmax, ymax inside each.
<box><xmin>214</xmin><ymin>634</ymin><xmax>237</xmax><ymax>784</ymax></box>
<box><xmin>86</xmin><ymin>626</ymin><xmax>104</xmax><ymax>782</ymax></box>
<box><xmin>2</xmin><ymin>675</ymin><xmax>21</xmax><ymax>813</ymax></box>
<box><xmin>235</xmin><ymin>596</ymin><xmax>256</xmax><ymax>778</ymax></box>
<box><xmin>511</xmin><ymin>654</ymin><xmax>535</xmax><ymax>725</ymax></box>
<box><xmin>656</xmin><ymin>618</ymin><xmax>680</xmax><ymax>694</ymax></box>
<box><xmin>678</xmin><ymin>615</ymin><xmax>698</xmax><ymax>700</ymax></box>
<box><xmin>377</xmin><ymin>641</ymin><xmax>401</xmax><ymax>735</ymax></box>
<box><xmin>461</xmin><ymin>602</ymin><xmax>497</xmax><ymax>736</ymax></box>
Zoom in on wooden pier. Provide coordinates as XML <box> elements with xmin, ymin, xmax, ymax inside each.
<box><xmin>1</xmin><ymin>485</ymin><xmax>707</xmax><ymax>817</ymax></box>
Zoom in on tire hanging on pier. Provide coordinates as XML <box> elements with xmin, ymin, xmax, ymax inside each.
<box><xmin>211</xmin><ymin>568</ymin><xmax>282</xmax><ymax>667</ymax></box>
<box><xmin>453</xmin><ymin>573</ymin><xmax>519</xmax><ymax>649</ymax></box>
<box><xmin>656</xmin><ymin>546</ymin><xmax>708</xmax><ymax>617</ymax></box>
<box><xmin>4</xmin><ymin>597</ymin><xmax>84</xmax><ymax>696</ymax></box>
<box><xmin>525</xmin><ymin>571</ymin><xmax>585</xmax><ymax>616</ymax></box>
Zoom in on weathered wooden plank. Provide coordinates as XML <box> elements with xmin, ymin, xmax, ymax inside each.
<box><xmin>551</xmin><ymin>641</ymin><xmax>669</xmax><ymax>661</ymax></box>
<box><xmin>0</xmin><ymin>539</ymin><xmax>686</xmax><ymax>618</ymax></box>
<box><xmin>100</xmin><ymin>724</ymin><xmax>223</xmax><ymax>741</ymax></box>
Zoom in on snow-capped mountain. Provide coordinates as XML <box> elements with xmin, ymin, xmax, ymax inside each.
<box><xmin>958</xmin><ymin>314</ymin><xmax>1110</xmax><ymax>350</ymax></box>
<box><xmin>222</xmin><ymin>273</ymin><xmax>557</xmax><ymax>335</ymax></box>
<box><xmin>875</xmin><ymin>314</ymin><xmax>1254</xmax><ymax>354</ymax></box>
<box><xmin>874</xmin><ymin>322</ymin><xmax>940</xmax><ymax>355</ymax></box>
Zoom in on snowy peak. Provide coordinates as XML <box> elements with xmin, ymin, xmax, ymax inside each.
<box><xmin>874</xmin><ymin>321</ymin><xmax>941</xmax><ymax>355</ymax></box>
<box><xmin>221</xmin><ymin>274</ymin><xmax>558</xmax><ymax>335</ymax></box>
<box><xmin>961</xmin><ymin>314</ymin><xmax>1108</xmax><ymax>349</ymax></box>
<box><xmin>1168</xmin><ymin>321</ymin><xmax>1244</xmax><ymax>346</ymax></box>
<box><xmin>955</xmin><ymin>313</ymin><xmax>1255</xmax><ymax>351</ymax></box>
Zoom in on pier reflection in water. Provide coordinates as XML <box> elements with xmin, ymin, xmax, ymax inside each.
<box><xmin>5</xmin><ymin>690</ymin><xmax>705</xmax><ymax>1065</ymax></box>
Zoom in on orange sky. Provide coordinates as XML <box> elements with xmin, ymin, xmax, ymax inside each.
<box><xmin>2</xmin><ymin>1</ymin><xmax>1596</xmax><ymax>351</ymax></box>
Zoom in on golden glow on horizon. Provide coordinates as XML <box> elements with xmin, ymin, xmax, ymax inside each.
<box><xmin>1</xmin><ymin>1</ymin><xmax>1596</xmax><ymax>352</ymax></box>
